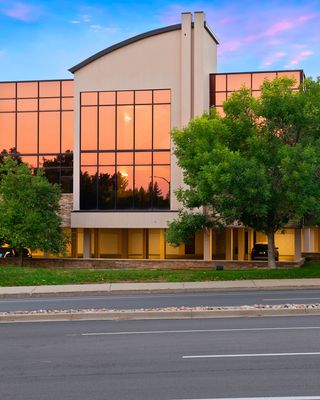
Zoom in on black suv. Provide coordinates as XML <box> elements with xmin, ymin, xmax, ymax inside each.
<box><xmin>251</xmin><ymin>243</ymin><xmax>279</xmax><ymax>261</ymax></box>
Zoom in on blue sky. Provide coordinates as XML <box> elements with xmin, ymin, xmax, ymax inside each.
<box><xmin>0</xmin><ymin>0</ymin><xmax>319</xmax><ymax>81</ymax></box>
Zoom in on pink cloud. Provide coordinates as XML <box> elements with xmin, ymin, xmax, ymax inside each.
<box><xmin>2</xmin><ymin>2</ymin><xmax>42</xmax><ymax>22</ymax></box>
<box><xmin>285</xmin><ymin>50</ymin><xmax>314</xmax><ymax>67</ymax></box>
<box><xmin>245</xmin><ymin>20</ymin><xmax>294</xmax><ymax>42</ymax></box>
<box><xmin>264</xmin><ymin>20</ymin><xmax>293</xmax><ymax>36</ymax></box>
<box><xmin>298</xmin><ymin>14</ymin><xmax>317</xmax><ymax>22</ymax></box>
<box><xmin>244</xmin><ymin>14</ymin><xmax>318</xmax><ymax>43</ymax></box>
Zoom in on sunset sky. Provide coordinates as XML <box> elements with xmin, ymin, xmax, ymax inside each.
<box><xmin>0</xmin><ymin>0</ymin><xmax>319</xmax><ymax>81</ymax></box>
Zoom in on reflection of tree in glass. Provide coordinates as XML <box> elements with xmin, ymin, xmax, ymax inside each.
<box><xmin>80</xmin><ymin>170</ymin><xmax>98</xmax><ymax>209</ymax></box>
<box><xmin>0</xmin><ymin>148</ymin><xmax>23</xmax><ymax>165</ymax></box>
<box><xmin>116</xmin><ymin>172</ymin><xmax>133</xmax><ymax>209</ymax></box>
<box><xmin>98</xmin><ymin>172</ymin><xmax>115</xmax><ymax>209</ymax></box>
<box><xmin>80</xmin><ymin>169</ymin><xmax>170</xmax><ymax>210</ymax></box>
<box><xmin>42</xmin><ymin>150</ymin><xmax>73</xmax><ymax>168</ymax></box>
<box><xmin>42</xmin><ymin>151</ymin><xmax>73</xmax><ymax>191</ymax></box>
<box><xmin>152</xmin><ymin>180</ymin><xmax>169</xmax><ymax>209</ymax></box>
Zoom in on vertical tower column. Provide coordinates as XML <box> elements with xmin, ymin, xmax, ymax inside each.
<box><xmin>193</xmin><ymin>11</ymin><xmax>205</xmax><ymax>117</ymax></box>
<box><xmin>181</xmin><ymin>12</ymin><xmax>192</xmax><ymax>126</ymax></box>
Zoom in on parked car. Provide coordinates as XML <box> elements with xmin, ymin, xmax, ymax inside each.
<box><xmin>15</xmin><ymin>248</ymin><xmax>32</xmax><ymax>258</ymax></box>
<box><xmin>0</xmin><ymin>247</ymin><xmax>15</xmax><ymax>258</ymax></box>
<box><xmin>0</xmin><ymin>247</ymin><xmax>32</xmax><ymax>258</ymax></box>
<box><xmin>251</xmin><ymin>243</ymin><xmax>279</xmax><ymax>261</ymax></box>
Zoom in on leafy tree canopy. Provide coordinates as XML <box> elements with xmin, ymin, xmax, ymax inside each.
<box><xmin>0</xmin><ymin>157</ymin><xmax>68</xmax><ymax>265</ymax></box>
<box><xmin>167</xmin><ymin>77</ymin><xmax>320</xmax><ymax>267</ymax></box>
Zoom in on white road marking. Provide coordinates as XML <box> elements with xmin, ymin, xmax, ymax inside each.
<box><xmin>170</xmin><ymin>397</ymin><xmax>320</xmax><ymax>400</ymax></box>
<box><xmin>73</xmin><ymin>326</ymin><xmax>320</xmax><ymax>336</ymax></box>
<box><xmin>263</xmin><ymin>297</ymin><xmax>320</xmax><ymax>301</ymax></box>
<box><xmin>183</xmin><ymin>352</ymin><xmax>320</xmax><ymax>359</ymax></box>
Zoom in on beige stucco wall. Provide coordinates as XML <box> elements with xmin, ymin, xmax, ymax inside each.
<box><xmin>71</xmin><ymin>211</ymin><xmax>179</xmax><ymax>228</ymax></box>
<box><xmin>71</xmin><ymin>13</ymin><xmax>217</xmax><ymax>229</ymax></box>
<box><xmin>73</xmin><ymin>30</ymin><xmax>182</xmax><ymax>214</ymax></box>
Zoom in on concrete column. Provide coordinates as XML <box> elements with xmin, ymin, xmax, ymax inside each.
<box><xmin>143</xmin><ymin>229</ymin><xmax>149</xmax><ymax>259</ymax></box>
<box><xmin>203</xmin><ymin>228</ymin><xmax>212</xmax><ymax>260</ymax></box>
<box><xmin>294</xmin><ymin>228</ymin><xmax>302</xmax><ymax>261</ymax></box>
<box><xmin>181</xmin><ymin>12</ymin><xmax>192</xmax><ymax>126</ymax></box>
<box><xmin>248</xmin><ymin>229</ymin><xmax>254</xmax><ymax>260</ymax></box>
<box><xmin>93</xmin><ymin>228</ymin><xmax>99</xmax><ymax>258</ymax></box>
<box><xmin>237</xmin><ymin>228</ymin><xmax>245</xmax><ymax>261</ymax></box>
<box><xmin>121</xmin><ymin>229</ymin><xmax>128</xmax><ymax>258</ymax></box>
<box><xmin>303</xmin><ymin>227</ymin><xmax>314</xmax><ymax>252</ymax></box>
<box><xmin>212</xmin><ymin>229</ymin><xmax>217</xmax><ymax>258</ymax></box>
<box><xmin>83</xmin><ymin>228</ymin><xmax>91</xmax><ymax>258</ymax></box>
<box><xmin>71</xmin><ymin>228</ymin><xmax>78</xmax><ymax>258</ymax></box>
<box><xmin>226</xmin><ymin>228</ymin><xmax>233</xmax><ymax>260</ymax></box>
<box><xmin>314</xmin><ymin>228</ymin><xmax>319</xmax><ymax>252</ymax></box>
<box><xmin>159</xmin><ymin>229</ymin><xmax>166</xmax><ymax>259</ymax></box>
<box><xmin>193</xmin><ymin>11</ymin><xmax>205</xmax><ymax>117</ymax></box>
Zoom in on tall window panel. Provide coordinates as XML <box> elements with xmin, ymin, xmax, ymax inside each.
<box><xmin>0</xmin><ymin>80</ymin><xmax>74</xmax><ymax>192</ymax></box>
<box><xmin>80</xmin><ymin>89</ymin><xmax>171</xmax><ymax>210</ymax></box>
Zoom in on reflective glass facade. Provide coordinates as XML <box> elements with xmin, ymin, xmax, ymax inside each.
<box><xmin>80</xmin><ymin>89</ymin><xmax>171</xmax><ymax>210</ymax></box>
<box><xmin>0</xmin><ymin>80</ymin><xmax>74</xmax><ymax>192</ymax></box>
<box><xmin>210</xmin><ymin>70</ymin><xmax>303</xmax><ymax>113</ymax></box>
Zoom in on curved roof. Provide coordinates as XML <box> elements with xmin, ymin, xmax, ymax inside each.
<box><xmin>69</xmin><ymin>22</ymin><xmax>219</xmax><ymax>73</ymax></box>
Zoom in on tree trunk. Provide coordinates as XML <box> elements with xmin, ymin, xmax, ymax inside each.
<box><xmin>267</xmin><ymin>230</ymin><xmax>276</xmax><ymax>269</ymax></box>
<box><xmin>18</xmin><ymin>247</ymin><xmax>23</xmax><ymax>267</ymax></box>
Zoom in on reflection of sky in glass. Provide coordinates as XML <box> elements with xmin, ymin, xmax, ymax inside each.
<box><xmin>0</xmin><ymin>80</ymin><xmax>74</xmax><ymax>158</ymax></box>
<box><xmin>211</xmin><ymin>70</ymin><xmax>302</xmax><ymax>113</ymax></box>
<box><xmin>80</xmin><ymin>89</ymin><xmax>170</xmax><ymax>209</ymax></box>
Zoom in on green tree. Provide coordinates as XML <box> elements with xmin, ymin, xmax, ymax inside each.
<box><xmin>168</xmin><ymin>77</ymin><xmax>320</xmax><ymax>268</ymax></box>
<box><xmin>0</xmin><ymin>157</ymin><xmax>68</xmax><ymax>266</ymax></box>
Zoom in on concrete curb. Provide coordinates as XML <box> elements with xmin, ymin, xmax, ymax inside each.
<box><xmin>2</xmin><ymin>307</ymin><xmax>320</xmax><ymax>323</ymax></box>
<box><xmin>3</xmin><ymin>278</ymin><xmax>320</xmax><ymax>298</ymax></box>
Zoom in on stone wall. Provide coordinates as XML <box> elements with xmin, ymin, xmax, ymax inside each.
<box><xmin>59</xmin><ymin>193</ymin><xmax>73</xmax><ymax>227</ymax></box>
<box><xmin>302</xmin><ymin>252</ymin><xmax>320</xmax><ymax>261</ymax></box>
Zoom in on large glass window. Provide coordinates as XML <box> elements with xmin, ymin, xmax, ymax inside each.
<box><xmin>0</xmin><ymin>80</ymin><xmax>74</xmax><ymax>192</ymax></box>
<box><xmin>80</xmin><ymin>89</ymin><xmax>171</xmax><ymax>210</ymax></box>
<box><xmin>210</xmin><ymin>70</ymin><xmax>303</xmax><ymax>114</ymax></box>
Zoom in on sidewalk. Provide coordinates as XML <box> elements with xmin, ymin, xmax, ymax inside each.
<box><xmin>2</xmin><ymin>278</ymin><xmax>320</xmax><ymax>322</ymax></box>
<box><xmin>2</xmin><ymin>278</ymin><xmax>320</xmax><ymax>297</ymax></box>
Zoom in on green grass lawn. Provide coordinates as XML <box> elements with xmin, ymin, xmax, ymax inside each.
<box><xmin>1</xmin><ymin>261</ymin><xmax>320</xmax><ymax>286</ymax></box>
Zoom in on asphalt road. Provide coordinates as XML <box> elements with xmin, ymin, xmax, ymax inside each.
<box><xmin>1</xmin><ymin>288</ymin><xmax>320</xmax><ymax>312</ymax></box>
<box><xmin>1</xmin><ymin>315</ymin><xmax>320</xmax><ymax>399</ymax></box>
